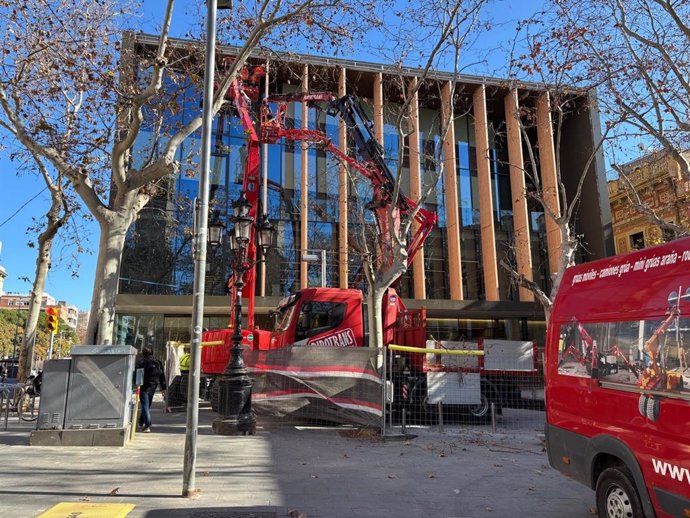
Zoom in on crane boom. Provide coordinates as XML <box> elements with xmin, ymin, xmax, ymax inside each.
<box><xmin>260</xmin><ymin>93</ymin><xmax>437</xmax><ymax>274</ymax></box>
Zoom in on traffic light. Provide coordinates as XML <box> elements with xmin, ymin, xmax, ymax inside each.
<box><xmin>46</xmin><ymin>307</ymin><xmax>59</xmax><ymax>333</ymax></box>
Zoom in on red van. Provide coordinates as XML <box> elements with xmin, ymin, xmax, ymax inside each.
<box><xmin>546</xmin><ymin>237</ymin><xmax>690</xmax><ymax>518</ymax></box>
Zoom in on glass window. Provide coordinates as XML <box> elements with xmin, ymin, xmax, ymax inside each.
<box><xmin>662</xmin><ymin>226</ymin><xmax>677</xmax><ymax>243</ymax></box>
<box><xmin>295</xmin><ymin>301</ymin><xmax>347</xmax><ymax>340</ymax></box>
<box><xmin>557</xmin><ymin>313</ymin><xmax>690</xmax><ymax>400</ymax></box>
<box><xmin>630</xmin><ymin>231</ymin><xmax>645</xmax><ymax>250</ymax></box>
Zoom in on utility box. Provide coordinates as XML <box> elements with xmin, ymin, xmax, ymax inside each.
<box><xmin>37</xmin><ymin>359</ymin><xmax>71</xmax><ymax>430</ymax></box>
<box><xmin>31</xmin><ymin>345</ymin><xmax>138</xmax><ymax>446</ymax></box>
<box><xmin>63</xmin><ymin>345</ymin><xmax>137</xmax><ymax>429</ymax></box>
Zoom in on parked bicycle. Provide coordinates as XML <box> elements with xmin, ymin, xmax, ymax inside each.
<box><xmin>2</xmin><ymin>372</ymin><xmax>41</xmax><ymax>422</ymax></box>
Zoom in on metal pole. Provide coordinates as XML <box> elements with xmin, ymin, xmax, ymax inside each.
<box><xmin>183</xmin><ymin>0</ymin><xmax>218</xmax><ymax>498</ymax></box>
<box><xmin>381</xmin><ymin>346</ymin><xmax>386</xmax><ymax>438</ymax></box>
<box><xmin>30</xmin><ymin>332</ymin><xmax>36</xmax><ymax>373</ymax></box>
<box><xmin>12</xmin><ymin>318</ymin><xmax>19</xmax><ymax>359</ymax></box>
<box><xmin>259</xmin><ymin>60</ymin><xmax>269</xmax><ymax>298</ymax></box>
<box><xmin>320</xmin><ymin>249</ymin><xmax>326</xmax><ymax>288</ymax></box>
<box><xmin>388</xmin><ymin>348</ymin><xmax>393</xmax><ymax>432</ymax></box>
<box><xmin>47</xmin><ymin>331</ymin><xmax>55</xmax><ymax>360</ymax></box>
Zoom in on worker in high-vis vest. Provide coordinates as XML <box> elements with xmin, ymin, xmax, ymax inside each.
<box><xmin>179</xmin><ymin>352</ymin><xmax>190</xmax><ymax>373</ymax></box>
<box><xmin>166</xmin><ymin>350</ymin><xmax>190</xmax><ymax>411</ymax></box>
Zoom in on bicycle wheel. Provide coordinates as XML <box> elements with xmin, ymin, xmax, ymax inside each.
<box><xmin>17</xmin><ymin>389</ymin><xmax>38</xmax><ymax>422</ymax></box>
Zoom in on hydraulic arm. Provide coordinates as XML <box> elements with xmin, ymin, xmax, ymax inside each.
<box><xmin>260</xmin><ymin>92</ymin><xmax>437</xmax><ymax>275</ymax></box>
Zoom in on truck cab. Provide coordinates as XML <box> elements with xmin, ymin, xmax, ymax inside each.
<box><xmin>269</xmin><ymin>288</ymin><xmax>366</xmax><ymax>349</ymax></box>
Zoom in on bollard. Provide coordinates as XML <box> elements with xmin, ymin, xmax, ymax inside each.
<box><xmin>1</xmin><ymin>390</ymin><xmax>8</xmax><ymax>430</ymax></box>
<box><xmin>491</xmin><ymin>402</ymin><xmax>497</xmax><ymax>433</ymax></box>
<box><xmin>437</xmin><ymin>401</ymin><xmax>444</xmax><ymax>433</ymax></box>
<box><xmin>401</xmin><ymin>407</ymin><xmax>407</xmax><ymax>435</ymax></box>
<box><xmin>381</xmin><ymin>347</ymin><xmax>387</xmax><ymax>438</ymax></box>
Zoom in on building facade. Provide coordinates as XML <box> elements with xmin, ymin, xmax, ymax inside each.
<box><xmin>0</xmin><ymin>293</ymin><xmax>78</xmax><ymax>331</ymax></box>
<box><xmin>0</xmin><ymin>293</ymin><xmax>57</xmax><ymax>311</ymax></box>
<box><xmin>115</xmin><ymin>33</ymin><xmax>613</xmax><ymax>352</ymax></box>
<box><xmin>609</xmin><ymin>151</ymin><xmax>690</xmax><ymax>254</ymax></box>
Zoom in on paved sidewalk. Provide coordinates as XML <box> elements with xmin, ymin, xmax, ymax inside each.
<box><xmin>0</xmin><ymin>399</ymin><xmax>595</xmax><ymax>518</ymax></box>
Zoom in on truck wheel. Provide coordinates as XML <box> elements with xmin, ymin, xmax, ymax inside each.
<box><xmin>470</xmin><ymin>393</ymin><xmax>490</xmax><ymax>418</ymax></box>
<box><xmin>595</xmin><ymin>467</ymin><xmax>644</xmax><ymax>518</ymax></box>
<box><xmin>637</xmin><ymin>395</ymin><xmax>647</xmax><ymax>418</ymax></box>
<box><xmin>408</xmin><ymin>378</ymin><xmax>435</xmax><ymax>424</ymax></box>
<box><xmin>470</xmin><ymin>383</ymin><xmax>500</xmax><ymax>420</ymax></box>
<box><xmin>645</xmin><ymin>396</ymin><xmax>659</xmax><ymax>422</ymax></box>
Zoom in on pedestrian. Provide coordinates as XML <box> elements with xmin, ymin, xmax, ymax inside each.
<box><xmin>136</xmin><ymin>347</ymin><xmax>166</xmax><ymax>433</ymax></box>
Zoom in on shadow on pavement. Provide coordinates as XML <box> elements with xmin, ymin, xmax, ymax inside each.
<box><xmin>143</xmin><ymin>507</ymin><xmax>276</xmax><ymax>518</ymax></box>
<box><xmin>0</xmin><ymin>489</ymin><xmax>179</xmax><ymax>499</ymax></box>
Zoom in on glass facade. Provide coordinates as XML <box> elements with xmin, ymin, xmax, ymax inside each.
<box><xmin>523</xmin><ymin>127</ymin><xmax>551</xmax><ymax>295</ymax></box>
<box><xmin>120</xmin><ymin>69</ymin><xmax>526</xmax><ymax>303</ymax></box>
<box><xmin>419</xmin><ymin>107</ymin><xmax>450</xmax><ymax>299</ymax></box>
<box><xmin>116</xmin><ymin>56</ymin><xmax>572</xmax><ymax>349</ymax></box>
<box><xmin>115</xmin><ymin>312</ymin><xmax>546</xmax><ymax>356</ymax></box>
<box><xmin>455</xmin><ymin>115</ymin><xmax>483</xmax><ymax>300</ymax></box>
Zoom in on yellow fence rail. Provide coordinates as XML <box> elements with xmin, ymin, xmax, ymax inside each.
<box><xmin>388</xmin><ymin>344</ymin><xmax>485</xmax><ymax>356</ymax></box>
<box><xmin>200</xmin><ymin>340</ymin><xmax>225</xmax><ymax>347</ymax></box>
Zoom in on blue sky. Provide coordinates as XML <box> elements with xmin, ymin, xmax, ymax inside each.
<box><xmin>0</xmin><ymin>0</ymin><xmax>542</xmax><ymax>312</ymax></box>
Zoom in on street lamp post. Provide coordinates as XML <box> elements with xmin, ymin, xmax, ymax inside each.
<box><xmin>182</xmin><ymin>0</ymin><xmax>233</xmax><ymax>498</ymax></box>
<box><xmin>212</xmin><ymin>194</ymin><xmax>274</xmax><ymax>435</ymax></box>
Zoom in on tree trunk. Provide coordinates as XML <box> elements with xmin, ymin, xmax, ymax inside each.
<box><xmin>17</xmin><ymin>236</ymin><xmax>52</xmax><ymax>381</ymax></box>
<box><xmin>367</xmin><ymin>287</ymin><xmax>386</xmax><ymax>350</ymax></box>
<box><xmin>85</xmin><ymin>214</ymin><xmax>131</xmax><ymax>345</ymax></box>
<box><xmin>18</xmin><ymin>205</ymin><xmax>65</xmax><ymax>381</ymax></box>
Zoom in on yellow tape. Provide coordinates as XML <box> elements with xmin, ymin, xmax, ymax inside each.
<box><xmin>388</xmin><ymin>344</ymin><xmax>484</xmax><ymax>356</ymax></box>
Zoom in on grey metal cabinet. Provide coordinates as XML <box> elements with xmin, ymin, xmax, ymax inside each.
<box><xmin>38</xmin><ymin>345</ymin><xmax>137</xmax><ymax>430</ymax></box>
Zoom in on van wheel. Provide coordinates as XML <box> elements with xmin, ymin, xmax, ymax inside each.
<box><xmin>596</xmin><ymin>467</ymin><xmax>644</xmax><ymax>518</ymax></box>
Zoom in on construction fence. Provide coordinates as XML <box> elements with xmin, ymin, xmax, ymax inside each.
<box><xmin>205</xmin><ymin>339</ymin><xmax>547</xmax><ymax>434</ymax></box>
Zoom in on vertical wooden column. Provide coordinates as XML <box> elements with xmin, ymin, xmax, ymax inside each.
<box><xmin>504</xmin><ymin>89</ymin><xmax>534</xmax><ymax>301</ymax></box>
<box><xmin>338</xmin><ymin>67</ymin><xmax>349</xmax><ymax>289</ymax></box>
<box><xmin>260</xmin><ymin>60</ymin><xmax>270</xmax><ymax>297</ymax></box>
<box><xmin>536</xmin><ymin>92</ymin><xmax>562</xmax><ymax>277</ymax></box>
<box><xmin>408</xmin><ymin>78</ymin><xmax>426</xmax><ymax>299</ymax></box>
<box><xmin>300</xmin><ymin>65</ymin><xmax>309</xmax><ymax>289</ymax></box>
<box><xmin>441</xmin><ymin>82</ymin><xmax>463</xmax><ymax>300</ymax></box>
<box><xmin>373</xmin><ymin>73</ymin><xmax>384</xmax><ymax>145</ymax></box>
<box><xmin>473</xmin><ymin>84</ymin><xmax>499</xmax><ymax>301</ymax></box>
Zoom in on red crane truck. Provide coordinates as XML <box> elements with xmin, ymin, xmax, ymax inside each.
<box><xmin>546</xmin><ymin>237</ymin><xmax>690</xmax><ymax>518</ymax></box>
<box><xmin>202</xmin><ymin>70</ymin><xmax>542</xmax><ymax>420</ymax></box>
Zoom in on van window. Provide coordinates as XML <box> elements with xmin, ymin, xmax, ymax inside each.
<box><xmin>557</xmin><ymin>315</ymin><xmax>690</xmax><ymax>399</ymax></box>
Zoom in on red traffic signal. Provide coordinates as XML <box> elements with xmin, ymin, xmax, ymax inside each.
<box><xmin>46</xmin><ymin>307</ymin><xmax>59</xmax><ymax>333</ymax></box>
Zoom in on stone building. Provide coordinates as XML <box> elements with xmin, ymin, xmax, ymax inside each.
<box><xmin>608</xmin><ymin>151</ymin><xmax>690</xmax><ymax>254</ymax></box>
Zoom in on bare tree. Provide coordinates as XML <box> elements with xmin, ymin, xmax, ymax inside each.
<box><xmin>347</xmin><ymin>0</ymin><xmax>489</xmax><ymax>348</ymax></box>
<box><xmin>498</xmin><ymin>13</ymin><xmax>617</xmax><ymax>320</ymax></box>
<box><xmin>0</xmin><ymin>0</ymin><xmax>381</xmax><ymax>345</ymax></box>
<box><xmin>553</xmin><ymin>0</ymin><xmax>689</xmax><ymax>176</ymax></box>
<box><xmin>500</xmin><ymin>0</ymin><xmax>689</xmax><ymax>319</ymax></box>
<box><xmin>16</xmin><ymin>156</ymin><xmax>77</xmax><ymax>381</ymax></box>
